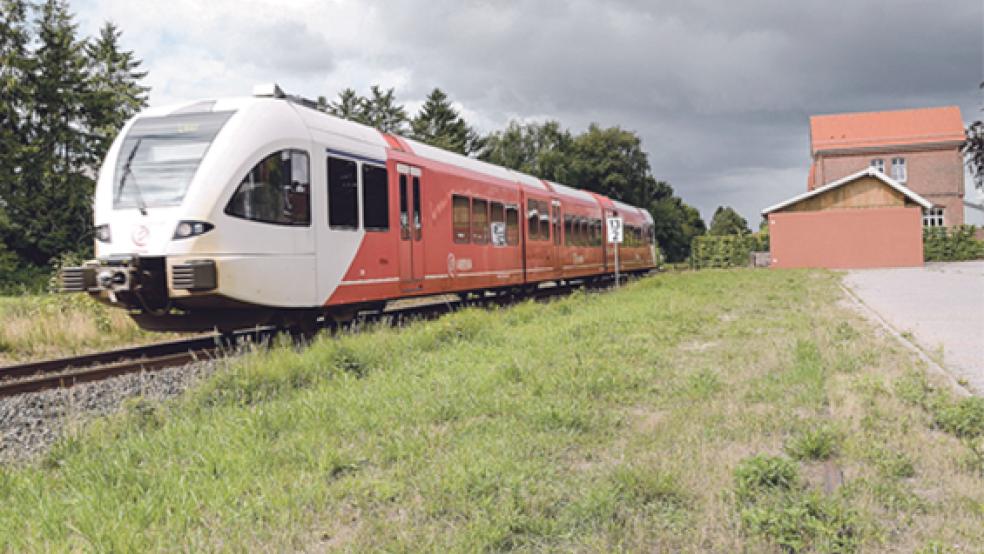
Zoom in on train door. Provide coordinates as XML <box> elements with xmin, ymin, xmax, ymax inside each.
<box><xmin>551</xmin><ymin>199</ymin><xmax>563</xmax><ymax>276</ymax></box>
<box><xmin>397</xmin><ymin>164</ymin><xmax>425</xmax><ymax>290</ymax></box>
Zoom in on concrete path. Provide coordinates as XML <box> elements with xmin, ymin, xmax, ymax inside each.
<box><xmin>843</xmin><ymin>261</ymin><xmax>984</xmax><ymax>395</ymax></box>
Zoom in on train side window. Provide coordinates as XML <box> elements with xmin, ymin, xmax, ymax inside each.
<box><xmin>412</xmin><ymin>175</ymin><xmax>422</xmax><ymax>241</ymax></box>
<box><xmin>594</xmin><ymin>219</ymin><xmax>603</xmax><ymax>246</ymax></box>
<box><xmin>399</xmin><ymin>175</ymin><xmax>410</xmax><ymax>240</ymax></box>
<box><xmin>552</xmin><ymin>204</ymin><xmax>561</xmax><ymax>245</ymax></box>
<box><xmin>527</xmin><ymin>199</ymin><xmax>539</xmax><ymax>240</ymax></box>
<box><xmin>564</xmin><ymin>215</ymin><xmax>572</xmax><ymax>246</ymax></box>
<box><xmin>225</xmin><ymin>149</ymin><xmax>311</xmax><ymax>226</ymax></box>
<box><xmin>538</xmin><ymin>201</ymin><xmax>550</xmax><ymax>241</ymax></box>
<box><xmin>490</xmin><ymin>202</ymin><xmax>505</xmax><ymax>246</ymax></box>
<box><xmin>471</xmin><ymin>198</ymin><xmax>489</xmax><ymax>244</ymax></box>
<box><xmin>580</xmin><ymin>219</ymin><xmax>588</xmax><ymax>246</ymax></box>
<box><xmin>453</xmin><ymin>195</ymin><xmax>470</xmax><ymax>243</ymax></box>
<box><xmin>505</xmin><ymin>204</ymin><xmax>519</xmax><ymax>245</ymax></box>
<box><xmin>327</xmin><ymin>156</ymin><xmax>358</xmax><ymax>229</ymax></box>
<box><xmin>362</xmin><ymin>164</ymin><xmax>389</xmax><ymax>231</ymax></box>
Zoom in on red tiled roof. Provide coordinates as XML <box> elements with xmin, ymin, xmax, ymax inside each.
<box><xmin>810</xmin><ymin>106</ymin><xmax>965</xmax><ymax>155</ymax></box>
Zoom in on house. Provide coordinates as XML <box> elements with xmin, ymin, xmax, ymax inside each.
<box><xmin>808</xmin><ymin>106</ymin><xmax>966</xmax><ymax>226</ymax></box>
<box><xmin>762</xmin><ymin>168</ymin><xmax>930</xmax><ymax>269</ymax></box>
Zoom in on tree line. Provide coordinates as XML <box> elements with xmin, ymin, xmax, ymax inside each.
<box><xmin>318</xmin><ymin>86</ymin><xmax>709</xmax><ymax>261</ymax></box>
<box><xmin>0</xmin><ymin>0</ymin><xmax>740</xmax><ymax>291</ymax></box>
<box><xmin>0</xmin><ymin>0</ymin><xmax>147</xmax><ymax>287</ymax></box>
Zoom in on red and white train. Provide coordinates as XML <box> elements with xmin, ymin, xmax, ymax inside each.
<box><xmin>61</xmin><ymin>84</ymin><xmax>658</xmax><ymax>332</ymax></box>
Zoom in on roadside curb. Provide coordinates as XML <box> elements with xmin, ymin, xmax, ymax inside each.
<box><xmin>838</xmin><ymin>283</ymin><xmax>973</xmax><ymax>398</ymax></box>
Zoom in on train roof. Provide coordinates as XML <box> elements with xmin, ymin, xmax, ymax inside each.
<box><xmin>144</xmin><ymin>93</ymin><xmax>651</xmax><ymax>217</ymax></box>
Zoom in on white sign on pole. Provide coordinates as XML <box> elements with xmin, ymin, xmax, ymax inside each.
<box><xmin>606</xmin><ymin>217</ymin><xmax>624</xmax><ymax>244</ymax></box>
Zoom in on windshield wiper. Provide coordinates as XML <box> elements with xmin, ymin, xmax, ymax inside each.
<box><xmin>118</xmin><ymin>138</ymin><xmax>148</xmax><ymax>216</ymax></box>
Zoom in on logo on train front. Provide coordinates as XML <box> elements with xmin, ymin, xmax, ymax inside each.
<box><xmin>131</xmin><ymin>224</ymin><xmax>149</xmax><ymax>247</ymax></box>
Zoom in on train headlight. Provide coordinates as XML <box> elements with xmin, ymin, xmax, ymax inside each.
<box><xmin>95</xmin><ymin>224</ymin><xmax>111</xmax><ymax>243</ymax></box>
<box><xmin>172</xmin><ymin>220</ymin><xmax>214</xmax><ymax>240</ymax></box>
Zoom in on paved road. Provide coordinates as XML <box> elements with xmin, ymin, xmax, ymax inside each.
<box><xmin>843</xmin><ymin>261</ymin><xmax>984</xmax><ymax>395</ymax></box>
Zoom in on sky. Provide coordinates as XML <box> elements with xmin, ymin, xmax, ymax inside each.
<box><xmin>74</xmin><ymin>0</ymin><xmax>984</xmax><ymax>225</ymax></box>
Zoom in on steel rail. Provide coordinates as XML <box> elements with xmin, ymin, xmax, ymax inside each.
<box><xmin>0</xmin><ymin>273</ymin><xmax>647</xmax><ymax>398</ymax></box>
<box><xmin>0</xmin><ymin>335</ymin><xmax>222</xmax><ymax>383</ymax></box>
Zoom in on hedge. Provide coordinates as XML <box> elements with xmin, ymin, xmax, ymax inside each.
<box><xmin>923</xmin><ymin>225</ymin><xmax>984</xmax><ymax>261</ymax></box>
<box><xmin>690</xmin><ymin>233</ymin><xmax>769</xmax><ymax>269</ymax></box>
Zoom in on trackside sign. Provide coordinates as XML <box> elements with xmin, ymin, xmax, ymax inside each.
<box><xmin>607</xmin><ymin>217</ymin><xmax>624</xmax><ymax>244</ymax></box>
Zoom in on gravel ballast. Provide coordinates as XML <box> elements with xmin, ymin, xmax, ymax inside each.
<box><xmin>0</xmin><ymin>360</ymin><xmax>221</xmax><ymax>465</ymax></box>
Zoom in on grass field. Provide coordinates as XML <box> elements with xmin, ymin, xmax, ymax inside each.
<box><xmin>0</xmin><ymin>293</ymin><xmax>170</xmax><ymax>363</ymax></box>
<box><xmin>0</xmin><ymin>270</ymin><xmax>982</xmax><ymax>552</ymax></box>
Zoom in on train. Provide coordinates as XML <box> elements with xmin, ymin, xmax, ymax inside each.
<box><xmin>60</xmin><ymin>84</ymin><xmax>659</xmax><ymax>333</ymax></box>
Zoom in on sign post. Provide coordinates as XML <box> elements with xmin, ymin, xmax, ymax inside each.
<box><xmin>606</xmin><ymin>216</ymin><xmax>624</xmax><ymax>288</ymax></box>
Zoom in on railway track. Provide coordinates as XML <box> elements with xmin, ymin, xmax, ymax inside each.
<box><xmin>0</xmin><ymin>276</ymin><xmax>640</xmax><ymax>399</ymax></box>
<box><xmin>0</xmin><ymin>335</ymin><xmax>228</xmax><ymax>398</ymax></box>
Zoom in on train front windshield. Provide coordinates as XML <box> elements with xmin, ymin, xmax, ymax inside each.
<box><xmin>113</xmin><ymin>111</ymin><xmax>234</xmax><ymax>210</ymax></box>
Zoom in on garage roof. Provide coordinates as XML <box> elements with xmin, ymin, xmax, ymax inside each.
<box><xmin>761</xmin><ymin>168</ymin><xmax>933</xmax><ymax>216</ymax></box>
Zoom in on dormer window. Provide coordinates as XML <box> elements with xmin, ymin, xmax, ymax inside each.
<box><xmin>870</xmin><ymin>159</ymin><xmax>885</xmax><ymax>173</ymax></box>
<box><xmin>892</xmin><ymin>157</ymin><xmax>907</xmax><ymax>182</ymax></box>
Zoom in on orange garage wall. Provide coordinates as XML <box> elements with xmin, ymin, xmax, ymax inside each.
<box><xmin>768</xmin><ymin>207</ymin><xmax>924</xmax><ymax>269</ymax></box>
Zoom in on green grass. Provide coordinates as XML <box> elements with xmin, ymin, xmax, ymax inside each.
<box><xmin>0</xmin><ymin>293</ymin><xmax>172</xmax><ymax>363</ymax></box>
<box><xmin>0</xmin><ymin>270</ymin><xmax>982</xmax><ymax>551</ymax></box>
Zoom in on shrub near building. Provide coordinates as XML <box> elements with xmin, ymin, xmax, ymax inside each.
<box><xmin>923</xmin><ymin>225</ymin><xmax>984</xmax><ymax>261</ymax></box>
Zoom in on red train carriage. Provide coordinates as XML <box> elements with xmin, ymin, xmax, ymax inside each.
<box><xmin>61</xmin><ymin>85</ymin><xmax>658</xmax><ymax>332</ymax></box>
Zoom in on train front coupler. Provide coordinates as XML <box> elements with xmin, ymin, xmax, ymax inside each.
<box><xmin>59</xmin><ymin>255</ymin><xmax>170</xmax><ymax>312</ymax></box>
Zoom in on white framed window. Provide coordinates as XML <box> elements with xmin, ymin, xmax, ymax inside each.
<box><xmin>892</xmin><ymin>157</ymin><xmax>906</xmax><ymax>182</ymax></box>
<box><xmin>870</xmin><ymin>158</ymin><xmax>885</xmax><ymax>173</ymax></box>
<box><xmin>922</xmin><ymin>207</ymin><xmax>944</xmax><ymax>227</ymax></box>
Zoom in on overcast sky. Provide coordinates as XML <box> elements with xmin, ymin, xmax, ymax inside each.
<box><xmin>75</xmin><ymin>0</ymin><xmax>983</xmax><ymax>224</ymax></box>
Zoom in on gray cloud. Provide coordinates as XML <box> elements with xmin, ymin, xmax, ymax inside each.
<box><xmin>83</xmin><ymin>0</ymin><xmax>983</xmax><ymax>222</ymax></box>
<box><xmin>358</xmin><ymin>0</ymin><xmax>982</xmax><ymax>221</ymax></box>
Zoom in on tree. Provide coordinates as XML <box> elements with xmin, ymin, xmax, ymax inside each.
<box><xmin>5</xmin><ymin>0</ymin><xmax>95</xmax><ymax>266</ymax></box>
<box><xmin>362</xmin><ymin>85</ymin><xmax>408</xmax><ymax>134</ymax></box>
<box><xmin>85</xmin><ymin>21</ymin><xmax>148</xmax><ymax>165</ymax></box>
<box><xmin>708</xmin><ymin>206</ymin><xmax>751</xmax><ymax>236</ymax></box>
<box><xmin>481</xmin><ymin>120</ymin><xmax>704</xmax><ymax>261</ymax></box>
<box><xmin>410</xmin><ymin>88</ymin><xmax>483</xmax><ymax>155</ymax></box>
<box><xmin>963</xmin><ymin>82</ymin><xmax>984</xmax><ymax>192</ymax></box>
<box><xmin>564</xmin><ymin>124</ymin><xmax>656</xmax><ymax>205</ymax></box>
<box><xmin>0</xmin><ymin>0</ymin><xmax>32</xmax><ymax>247</ymax></box>
<box><xmin>325</xmin><ymin>87</ymin><xmax>368</xmax><ymax>124</ymax></box>
<box><xmin>649</xmin><ymin>195</ymin><xmax>706</xmax><ymax>262</ymax></box>
<box><xmin>478</xmin><ymin>120</ymin><xmax>573</xmax><ymax>181</ymax></box>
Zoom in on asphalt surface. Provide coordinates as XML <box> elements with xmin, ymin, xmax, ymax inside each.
<box><xmin>843</xmin><ymin>261</ymin><xmax>984</xmax><ymax>395</ymax></box>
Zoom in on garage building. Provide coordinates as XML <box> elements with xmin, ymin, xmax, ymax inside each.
<box><xmin>762</xmin><ymin>168</ymin><xmax>932</xmax><ymax>269</ymax></box>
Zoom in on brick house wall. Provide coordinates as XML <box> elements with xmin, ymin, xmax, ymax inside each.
<box><xmin>808</xmin><ymin>106</ymin><xmax>966</xmax><ymax>227</ymax></box>
<box><xmin>813</xmin><ymin>147</ymin><xmax>965</xmax><ymax>225</ymax></box>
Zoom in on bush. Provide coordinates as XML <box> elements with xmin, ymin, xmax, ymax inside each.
<box><xmin>923</xmin><ymin>225</ymin><xmax>984</xmax><ymax>261</ymax></box>
<box><xmin>690</xmin><ymin>232</ymin><xmax>769</xmax><ymax>269</ymax></box>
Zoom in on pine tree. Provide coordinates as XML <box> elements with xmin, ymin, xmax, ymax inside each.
<box><xmin>0</xmin><ymin>0</ymin><xmax>33</xmax><ymax>255</ymax></box>
<box><xmin>85</xmin><ymin>21</ymin><xmax>148</xmax><ymax>166</ymax></box>
<box><xmin>362</xmin><ymin>85</ymin><xmax>407</xmax><ymax>134</ymax></box>
<box><xmin>326</xmin><ymin>87</ymin><xmax>368</xmax><ymax>124</ymax></box>
<box><xmin>16</xmin><ymin>0</ymin><xmax>95</xmax><ymax>265</ymax></box>
<box><xmin>410</xmin><ymin>88</ymin><xmax>483</xmax><ymax>155</ymax></box>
